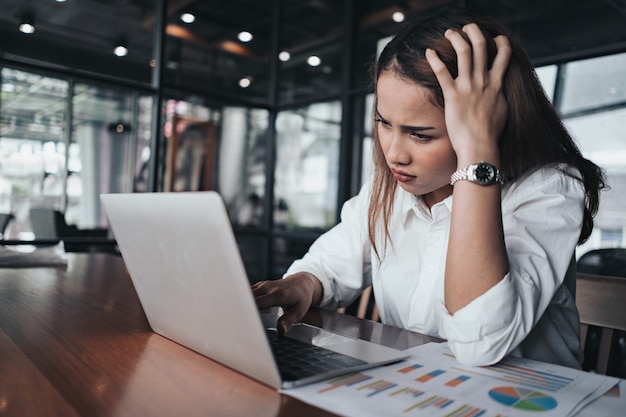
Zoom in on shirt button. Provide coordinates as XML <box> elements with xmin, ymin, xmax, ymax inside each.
<box><xmin>427</xmin><ymin>265</ymin><xmax>434</xmax><ymax>272</ymax></box>
<box><xmin>522</xmin><ymin>273</ymin><xmax>532</xmax><ymax>283</ymax></box>
<box><xmin>416</xmin><ymin>301</ymin><xmax>423</xmax><ymax>307</ymax></box>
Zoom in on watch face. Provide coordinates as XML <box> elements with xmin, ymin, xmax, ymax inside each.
<box><xmin>474</xmin><ymin>163</ymin><xmax>496</xmax><ymax>184</ymax></box>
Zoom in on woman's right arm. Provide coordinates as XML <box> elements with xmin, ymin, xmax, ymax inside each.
<box><xmin>252</xmin><ymin>183</ymin><xmax>373</xmax><ymax>332</ymax></box>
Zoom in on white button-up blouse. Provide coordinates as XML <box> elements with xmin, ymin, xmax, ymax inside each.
<box><xmin>285</xmin><ymin>164</ymin><xmax>585</xmax><ymax>369</ymax></box>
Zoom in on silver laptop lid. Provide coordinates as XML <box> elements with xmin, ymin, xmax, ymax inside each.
<box><xmin>101</xmin><ymin>191</ymin><xmax>283</xmax><ymax>388</ymax></box>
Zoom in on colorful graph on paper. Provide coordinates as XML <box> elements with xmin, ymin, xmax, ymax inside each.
<box><xmin>488</xmin><ymin>386</ymin><xmax>557</xmax><ymax>411</ymax></box>
<box><xmin>451</xmin><ymin>357</ymin><xmax>574</xmax><ymax>393</ymax></box>
<box><xmin>281</xmin><ymin>342</ymin><xmax>620</xmax><ymax>417</ymax></box>
<box><xmin>320</xmin><ymin>372</ymin><xmax>486</xmax><ymax>416</ymax></box>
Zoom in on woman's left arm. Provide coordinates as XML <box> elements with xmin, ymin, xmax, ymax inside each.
<box><xmin>426</xmin><ymin>24</ymin><xmax>512</xmax><ymax>313</ymax></box>
<box><xmin>437</xmin><ymin>168</ymin><xmax>585</xmax><ymax>365</ymax></box>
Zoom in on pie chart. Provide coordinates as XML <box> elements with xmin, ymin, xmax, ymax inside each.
<box><xmin>488</xmin><ymin>386</ymin><xmax>558</xmax><ymax>411</ymax></box>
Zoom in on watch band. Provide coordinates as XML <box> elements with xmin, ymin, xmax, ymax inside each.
<box><xmin>450</xmin><ymin>161</ymin><xmax>503</xmax><ymax>186</ymax></box>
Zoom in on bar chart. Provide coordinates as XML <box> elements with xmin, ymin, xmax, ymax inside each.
<box><xmin>283</xmin><ymin>343</ymin><xmax>619</xmax><ymax>417</ymax></box>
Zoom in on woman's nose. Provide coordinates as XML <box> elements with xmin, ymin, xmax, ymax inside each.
<box><xmin>385</xmin><ymin>134</ymin><xmax>411</xmax><ymax>165</ymax></box>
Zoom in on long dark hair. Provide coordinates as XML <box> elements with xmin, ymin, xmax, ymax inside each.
<box><xmin>368</xmin><ymin>7</ymin><xmax>606</xmax><ymax>252</ymax></box>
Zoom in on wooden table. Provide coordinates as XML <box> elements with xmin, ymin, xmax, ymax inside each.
<box><xmin>0</xmin><ymin>253</ymin><xmax>439</xmax><ymax>417</ymax></box>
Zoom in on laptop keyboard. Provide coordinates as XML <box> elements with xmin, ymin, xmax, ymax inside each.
<box><xmin>265</xmin><ymin>328</ymin><xmax>367</xmax><ymax>382</ymax></box>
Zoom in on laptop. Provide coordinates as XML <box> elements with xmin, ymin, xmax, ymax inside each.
<box><xmin>100</xmin><ymin>191</ymin><xmax>409</xmax><ymax>389</ymax></box>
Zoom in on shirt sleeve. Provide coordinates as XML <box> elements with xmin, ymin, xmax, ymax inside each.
<box><xmin>436</xmin><ymin>165</ymin><xmax>585</xmax><ymax>366</ymax></box>
<box><xmin>284</xmin><ymin>184</ymin><xmax>373</xmax><ymax>310</ymax></box>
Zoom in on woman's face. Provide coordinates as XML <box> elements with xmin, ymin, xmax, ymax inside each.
<box><xmin>375</xmin><ymin>71</ymin><xmax>456</xmax><ymax>208</ymax></box>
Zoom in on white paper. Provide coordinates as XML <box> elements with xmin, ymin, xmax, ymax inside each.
<box><xmin>281</xmin><ymin>342</ymin><xmax>621</xmax><ymax>417</ymax></box>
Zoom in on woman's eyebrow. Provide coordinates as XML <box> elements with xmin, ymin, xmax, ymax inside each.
<box><xmin>375</xmin><ymin>109</ymin><xmax>436</xmax><ymax>132</ymax></box>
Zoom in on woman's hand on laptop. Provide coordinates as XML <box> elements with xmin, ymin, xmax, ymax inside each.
<box><xmin>252</xmin><ymin>272</ymin><xmax>323</xmax><ymax>334</ymax></box>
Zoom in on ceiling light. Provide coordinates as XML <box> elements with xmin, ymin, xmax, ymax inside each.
<box><xmin>19</xmin><ymin>13</ymin><xmax>36</xmax><ymax>34</ymax></box>
<box><xmin>108</xmin><ymin>122</ymin><xmax>131</xmax><ymax>133</ymax></box>
<box><xmin>19</xmin><ymin>22</ymin><xmax>35</xmax><ymax>34</ymax></box>
<box><xmin>113</xmin><ymin>44</ymin><xmax>128</xmax><ymax>57</ymax></box>
<box><xmin>180</xmin><ymin>13</ymin><xmax>195</xmax><ymax>24</ymax></box>
<box><xmin>237</xmin><ymin>31</ymin><xmax>253</xmax><ymax>43</ymax></box>
<box><xmin>307</xmin><ymin>55</ymin><xmax>321</xmax><ymax>67</ymax></box>
<box><xmin>279</xmin><ymin>51</ymin><xmax>291</xmax><ymax>62</ymax></box>
<box><xmin>239</xmin><ymin>77</ymin><xmax>252</xmax><ymax>88</ymax></box>
<box><xmin>392</xmin><ymin>11</ymin><xmax>405</xmax><ymax>23</ymax></box>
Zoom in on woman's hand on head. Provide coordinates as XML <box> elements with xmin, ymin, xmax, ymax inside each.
<box><xmin>251</xmin><ymin>272</ymin><xmax>323</xmax><ymax>334</ymax></box>
<box><xmin>425</xmin><ymin>23</ymin><xmax>511</xmax><ymax>166</ymax></box>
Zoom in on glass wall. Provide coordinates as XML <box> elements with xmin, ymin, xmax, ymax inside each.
<box><xmin>69</xmin><ymin>83</ymin><xmax>153</xmax><ymax>229</ymax></box>
<box><xmin>0</xmin><ymin>67</ymin><xmax>153</xmax><ymax>240</ymax></box>
<box><xmin>0</xmin><ymin>68</ymin><xmax>68</xmax><ymax>239</ymax></box>
<box><xmin>274</xmin><ymin>100</ymin><xmax>341</xmax><ymax>231</ymax></box>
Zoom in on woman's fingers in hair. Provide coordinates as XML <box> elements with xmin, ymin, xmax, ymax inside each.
<box><xmin>425</xmin><ymin>48</ymin><xmax>454</xmax><ymax>90</ymax></box>
<box><xmin>427</xmin><ymin>25</ymin><xmax>511</xmax><ymax>94</ymax></box>
<box><xmin>491</xmin><ymin>35</ymin><xmax>512</xmax><ymax>85</ymax></box>
<box><xmin>461</xmin><ymin>23</ymin><xmax>488</xmax><ymax>78</ymax></box>
<box><xmin>444</xmin><ymin>28</ymin><xmax>472</xmax><ymax>79</ymax></box>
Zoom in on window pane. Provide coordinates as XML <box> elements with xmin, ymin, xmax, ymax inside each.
<box><xmin>535</xmin><ymin>65</ymin><xmax>557</xmax><ymax>102</ymax></box>
<box><xmin>558</xmin><ymin>52</ymin><xmax>626</xmax><ymax>115</ymax></box>
<box><xmin>565</xmin><ymin>107</ymin><xmax>626</xmax><ymax>252</ymax></box>
<box><xmin>161</xmin><ymin>98</ymin><xmax>269</xmax><ymax>226</ymax></box>
<box><xmin>69</xmin><ymin>83</ymin><xmax>138</xmax><ymax>228</ymax></box>
<box><xmin>361</xmin><ymin>93</ymin><xmax>375</xmax><ymax>187</ymax></box>
<box><xmin>0</xmin><ymin>68</ymin><xmax>69</xmax><ymax>239</ymax></box>
<box><xmin>161</xmin><ymin>99</ymin><xmax>219</xmax><ymax>192</ymax></box>
<box><xmin>132</xmin><ymin>95</ymin><xmax>155</xmax><ymax>193</ymax></box>
<box><xmin>274</xmin><ymin>101</ymin><xmax>341</xmax><ymax>230</ymax></box>
<box><xmin>219</xmin><ymin>107</ymin><xmax>269</xmax><ymax>227</ymax></box>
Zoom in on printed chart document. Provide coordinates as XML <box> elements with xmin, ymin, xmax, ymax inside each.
<box><xmin>281</xmin><ymin>342</ymin><xmax>621</xmax><ymax>417</ymax></box>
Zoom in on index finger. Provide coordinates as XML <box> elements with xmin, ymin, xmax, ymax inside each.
<box><xmin>251</xmin><ymin>280</ymin><xmax>280</xmax><ymax>309</ymax></box>
<box><xmin>425</xmin><ymin>47</ymin><xmax>455</xmax><ymax>91</ymax></box>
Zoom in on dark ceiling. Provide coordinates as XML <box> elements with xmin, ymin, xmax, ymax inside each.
<box><xmin>2</xmin><ymin>0</ymin><xmax>626</xmax><ymax>79</ymax></box>
<box><xmin>1</xmin><ymin>0</ymin><xmax>626</xmax><ymax>136</ymax></box>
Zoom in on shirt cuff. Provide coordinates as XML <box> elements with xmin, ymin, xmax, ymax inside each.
<box><xmin>284</xmin><ymin>259</ymin><xmax>336</xmax><ymax>307</ymax></box>
<box><xmin>437</xmin><ymin>274</ymin><xmax>516</xmax><ymax>344</ymax></box>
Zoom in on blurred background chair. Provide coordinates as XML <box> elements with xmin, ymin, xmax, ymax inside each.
<box><xmin>576</xmin><ymin>273</ymin><xmax>626</xmax><ymax>377</ymax></box>
<box><xmin>29</xmin><ymin>207</ymin><xmax>114</xmax><ymax>253</ymax></box>
<box><xmin>338</xmin><ymin>286</ymin><xmax>380</xmax><ymax>322</ymax></box>
<box><xmin>577</xmin><ymin>248</ymin><xmax>626</xmax><ymax>278</ymax></box>
<box><xmin>577</xmin><ymin>247</ymin><xmax>626</xmax><ymax>377</ymax></box>
<box><xmin>0</xmin><ymin>213</ymin><xmax>14</xmax><ymax>239</ymax></box>
<box><xmin>29</xmin><ymin>208</ymin><xmax>64</xmax><ymax>240</ymax></box>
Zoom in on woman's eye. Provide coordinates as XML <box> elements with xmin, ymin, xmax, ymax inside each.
<box><xmin>375</xmin><ymin>118</ymin><xmax>391</xmax><ymax>128</ymax></box>
<box><xmin>410</xmin><ymin>131</ymin><xmax>431</xmax><ymax>141</ymax></box>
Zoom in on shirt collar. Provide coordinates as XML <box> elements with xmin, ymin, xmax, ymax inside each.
<box><xmin>396</xmin><ymin>188</ymin><xmax>453</xmax><ymax>225</ymax></box>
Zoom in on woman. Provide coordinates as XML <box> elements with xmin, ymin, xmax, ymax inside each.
<box><xmin>253</xmin><ymin>8</ymin><xmax>606</xmax><ymax>368</ymax></box>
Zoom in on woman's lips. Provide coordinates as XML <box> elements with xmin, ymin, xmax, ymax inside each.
<box><xmin>391</xmin><ymin>169</ymin><xmax>415</xmax><ymax>183</ymax></box>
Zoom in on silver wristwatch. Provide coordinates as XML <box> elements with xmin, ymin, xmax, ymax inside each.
<box><xmin>450</xmin><ymin>161</ymin><xmax>503</xmax><ymax>186</ymax></box>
